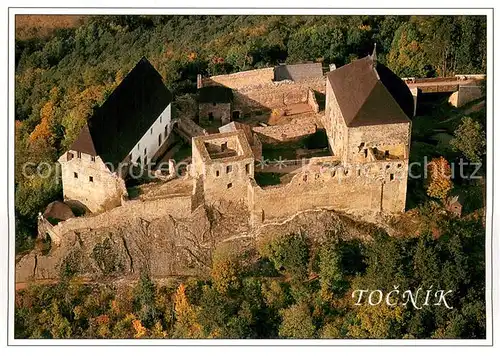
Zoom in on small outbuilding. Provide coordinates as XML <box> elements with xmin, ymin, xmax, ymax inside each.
<box><xmin>198</xmin><ymin>86</ymin><xmax>234</xmax><ymax>126</ymax></box>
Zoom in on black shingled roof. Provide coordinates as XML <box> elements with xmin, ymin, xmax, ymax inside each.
<box><xmin>70</xmin><ymin>57</ymin><xmax>172</xmax><ymax>168</ymax></box>
<box><xmin>326</xmin><ymin>56</ymin><xmax>413</xmax><ymax>127</ymax></box>
<box><xmin>198</xmin><ymin>86</ymin><xmax>233</xmax><ymax>103</ymax></box>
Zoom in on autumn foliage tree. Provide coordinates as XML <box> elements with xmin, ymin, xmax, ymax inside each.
<box><xmin>425</xmin><ymin>157</ymin><xmax>453</xmax><ymax>200</ymax></box>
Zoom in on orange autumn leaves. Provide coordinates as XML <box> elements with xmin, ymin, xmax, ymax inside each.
<box><xmin>425</xmin><ymin>156</ymin><xmax>453</xmax><ymax>200</ymax></box>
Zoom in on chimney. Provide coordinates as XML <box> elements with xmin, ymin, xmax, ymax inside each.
<box><xmin>371</xmin><ymin>43</ymin><xmax>377</xmax><ymax>63</ymax></box>
<box><xmin>197</xmin><ymin>74</ymin><xmax>203</xmax><ymax>89</ymax></box>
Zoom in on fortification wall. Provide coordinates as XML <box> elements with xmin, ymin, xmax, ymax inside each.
<box><xmin>203</xmin><ymin>68</ymin><xmax>275</xmax><ymax>89</ymax></box>
<box><xmin>203</xmin><ymin>68</ymin><xmax>325</xmax><ymax>112</ymax></box>
<box><xmin>233</xmin><ymin>78</ymin><xmax>325</xmax><ymax>112</ymax></box>
<box><xmin>53</xmin><ymin>194</ymin><xmax>192</xmax><ymax>237</ymax></box>
<box><xmin>248</xmin><ymin>157</ymin><xmax>408</xmax><ymax>225</ymax></box>
<box><xmin>448</xmin><ymin>85</ymin><xmax>484</xmax><ymax>108</ymax></box>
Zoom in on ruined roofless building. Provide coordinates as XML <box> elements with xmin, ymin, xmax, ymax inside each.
<box><xmin>58</xmin><ymin>57</ymin><xmax>173</xmax><ymax>212</ymax></box>
<box><xmin>191</xmin><ymin>131</ymin><xmax>254</xmax><ymax>207</ymax></box>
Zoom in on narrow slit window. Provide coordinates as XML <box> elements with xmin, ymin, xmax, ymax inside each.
<box><xmin>89</xmin><ymin>176</ymin><xmax>94</xmax><ymax>182</ymax></box>
<box><xmin>74</xmin><ymin>172</ymin><xmax>78</xmax><ymax>178</ymax></box>
<box><xmin>216</xmin><ymin>170</ymin><xmax>220</xmax><ymax>177</ymax></box>
<box><xmin>227</xmin><ymin>182</ymin><xmax>232</xmax><ymax>189</ymax></box>
<box><xmin>77</xmin><ymin>151</ymin><xmax>81</xmax><ymax>159</ymax></box>
<box><xmin>390</xmin><ymin>173</ymin><xmax>395</xmax><ymax>181</ymax></box>
<box><xmin>245</xmin><ymin>163</ymin><xmax>250</xmax><ymax>174</ymax></box>
<box><xmin>226</xmin><ymin>165</ymin><xmax>232</xmax><ymax>174</ymax></box>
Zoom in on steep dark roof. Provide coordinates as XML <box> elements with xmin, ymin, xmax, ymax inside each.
<box><xmin>274</xmin><ymin>63</ymin><xmax>323</xmax><ymax>82</ymax></box>
<box><xmin>198</xmin><ymin>86</ymin><xmax>233</xmax><ymax>103</ymax></box>
<box><xmin>70</xmin><ymin>57</ymin><xmax>172</xmax><ymax>167</ymax></box>
<box><xmin>326</xmin><ymin>56</ymin><xmax>413</xmax><ymax>127</ymax></box>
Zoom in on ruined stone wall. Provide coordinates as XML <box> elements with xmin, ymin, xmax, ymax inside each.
<box><xmin>252</xmin><ymin>122</ymin><xmax>317</xmax><ymax>144</ymax></box>
<box><xmin>307</xmin><ymin>88</ymin><xmax>320</xmax><ymax>113</ymax></box>
<box><xmin>203</xmin><ymin>68</ymin><xmax>325</xmax><ymax>114</ymax></box>
<box><xmin>346</xmin><ymin>122</ymin><xmax>411</xmax><ymax>163</ymax></box>
<box><xmin>52</xmin><ymin>194</ymin><xmax>193</xmax><ymax>237</ymax></box>
<box><xmin>248</xmin><ymin>157</ymin><xmax>408</xmax><ymax>225</ymax></box>
<box><xmin>58</xmin><ymin>151</ymin><xmax>127</xmax><ymax>213</ymax></box>
<box><xmin>203</xmin><ymin>68</ymin><xmax>275</xmax><ymax>89</ymax></box>
<box><xmin>233</xmin><ymin>79</ymin><xmax>325</xmax><ymax>113</ymax></box>
<box><xmin>199</xmin><ymin>102</ymin><xmax>232</xmax><ymax>125</ymax></box>
<box><xmin>448</xmin><ymin>85</ymin><xmax>484</xmax><ymax>108</ymax></box>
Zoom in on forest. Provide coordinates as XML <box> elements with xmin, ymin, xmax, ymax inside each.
<box><xmin>15</xmin><ymin>214</ymin><xmax>485</xmax><ymax>339</ymax></box>
<box><xmin>14</xmin><ymin>15</ymin><xmax>487</xmax><ymax>339</ymax></box>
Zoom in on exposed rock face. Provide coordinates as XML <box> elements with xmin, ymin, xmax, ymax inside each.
<box><xmin>15</xmin><ymin>205</ymin><xmax>381</xmax><ymax>284</ymax></box>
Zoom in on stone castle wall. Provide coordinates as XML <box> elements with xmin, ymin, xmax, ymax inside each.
<box><xmin>448</xmin><ymin>85</ymin><xmax>484</xmax><ymax>108</ymax></box>
<box><xmin>203</xmin><ymin>67</ymin><xmax>325</xmax><ymax>113</ymax></box>
<box><xmin>52</xmin><ymin>194</ymin><xmax>193</xmax><ymax>239</ymax></box>
<box><xmin>248</xmin><ymin>156</ymin><xmax>408</xmax><ymax>225</ymax></box>
<box><xmin>58</xmin><ymin>152</ymin><xmax>127</xmax><ymax>213</ymax></box>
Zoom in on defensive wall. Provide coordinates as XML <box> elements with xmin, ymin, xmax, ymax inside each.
<box><xmin>202</xmin><ymin>67</ymin><xmax>325</xmax><ymax>114</ymax></box>
<box><xmin>247</xmin><ymin>155</ymin><xmax>407</xmax><ymax>226</ymax></box>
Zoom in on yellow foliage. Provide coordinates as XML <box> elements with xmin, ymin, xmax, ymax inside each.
<box><xmin>132</xmin><ymin>319</ymin><xmax>147</xmax><ymax>338</ymax></box>
<box><xmin>29</xmin><ymin>100</ymin><xmax>55</xmax><ymax>143</ymax></box>
<box><xmin>173</xmin><ymin>284</ymin><xmax>202</xmax><ymax>338</ymax></box>
<box><xmin>425</xmin><ymin>156</ymin><xmax>453</xmax><ymax>200</ymax></box>
<box><xmin>347</xmin><ymin>302</ymin><xmax>405</xmax><ymax>339</ymax></box>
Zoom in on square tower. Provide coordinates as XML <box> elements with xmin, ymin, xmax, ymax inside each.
<box><xmin>192</xmin><ymin>131</ymin><xmax>254</xmax><ymax>206</ymax></box>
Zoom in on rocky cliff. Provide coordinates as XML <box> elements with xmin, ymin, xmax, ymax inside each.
<box><xmin>16</xmin><ymin>204</ymin><xmax>382</xmax><ymax>284</ymax></box>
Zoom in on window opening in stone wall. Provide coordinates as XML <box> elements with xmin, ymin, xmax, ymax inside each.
<box><xmin>208</xmin><ymin>113</ymin><xmax>214</xmax><ymax>122</ymax></box>
<box><xmin>364</xmin><ymin>149</ymin><xmax>368</xmax><ymax>158</ymax></box>
<box><xmin>227</xmin><ymin>182</ymin><xmax>232</xmax><ymax>189</ymax></box>
<box><xmin>385</xmin><ymin>150</ymin><xmax>389</xmax><ymax>157</ymax></box>
<box><xmin>144</xmin><ymin>148</ymin><xmax>147</xmax><ymax>156</ymax></box>
<box><xmin>150</xmin><ymin>127</ymin><xmax>153</xmax><ymax>135</ymax></box>
<box><xmin>74</xmin><ymin>172</ymin><xmax>78</xmax><ymax>178</ymax></box>
<box><xmin>216</xmin><ymin>170</ymin><xmax>220</xmax><ymax>177</ymax></box>
<box><xmin>221</xmin><ymin>142</ymin><xmax>228</xmax><ymax>151</ymax></box>
<box><xmin>245</xmin><ymin>163</ymin><xmax>250</xmax><ymax>174</ymax></box>
<box><xmin>77</xmin><ymin>151</ymin><xmax>81</xmax><ymax>159</ymax></box>
<box><xmin>232</xmin><ymin>110</ymin><xmax>240</xmax><ymax>119</ymax></box>
<box><xmin>158</xmin><ymin>133</ymin><xmax>162</xmax><ymax>146</ymax></box>
<box><xmin>390</xmin><ymin>173</ymin><xmax>394</xmax><ymax>181</ymax></box>
<box><xmin>91</xmin><ymin>156</ymin><xmax>95</xmax><ymax>162</ymax></box>
<box><xmin>89</xmin><ymin>176</ymin><xmax>94</xmax><ymax>182</ymax></box>
<box><xmin>226</xmin><ymin>165</ymin><xmax>232</xmax><ymax>173</ymax></box>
